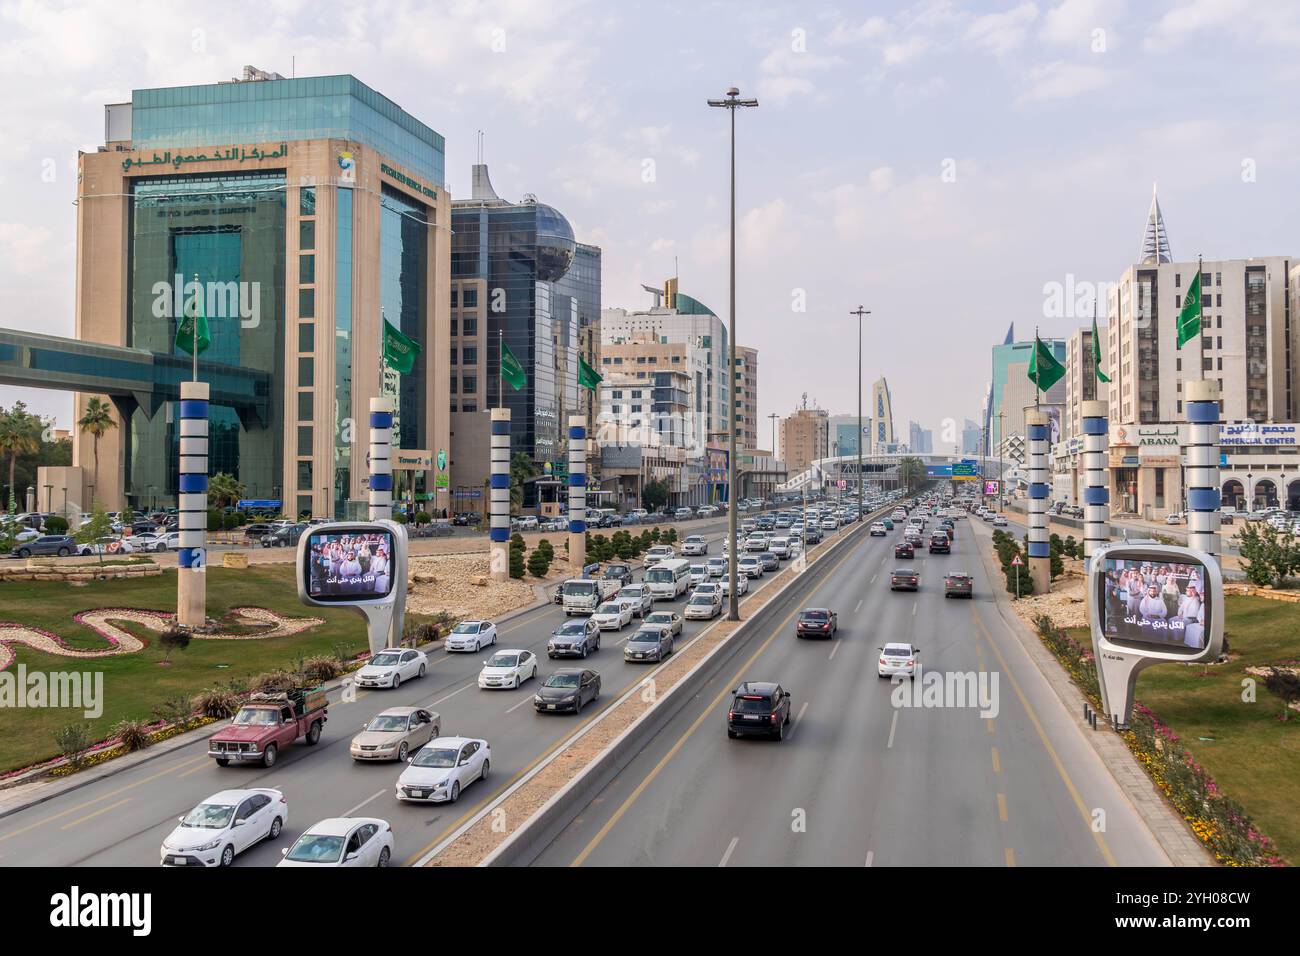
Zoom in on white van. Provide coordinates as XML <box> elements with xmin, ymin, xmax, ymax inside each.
<box><xmin>645</xmin><ymin>558</ymin><xmax>691</xmax><ymax>600</ymax></box>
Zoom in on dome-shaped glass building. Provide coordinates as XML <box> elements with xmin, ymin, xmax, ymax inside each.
<box><xmin>533</xmin><ymin>202</ymin><xmax>576</xmax><ymax>282</ymax></box>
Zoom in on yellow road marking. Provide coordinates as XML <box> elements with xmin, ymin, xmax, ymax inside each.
<box><xmin>991</xmin><ymin>747</ymin><xmax>1001</xmax><ymax>773</ymax></box>
<box><xmin>1004</xmin><ymin>847</ymin><xmax>1016</xmax><ymax>867</ymax></box>
<box><xmin>569</xmin><ymin>538</ymin><xmax>865</xmax><ymax>867</ymax></box>
<box><xmin>60</xmin><ymin>797</ymin><xmax>132</xmax><ymax>831</ymax></box>
<box><xmin>997</xmin><ymin>792</ymin><xmax>1008</xmax><ymax>822</ymax></box>
<box><xmin>970</xmin><ymin>604</ymin><xmax>1118</xmax><ymax>867</ymax></box>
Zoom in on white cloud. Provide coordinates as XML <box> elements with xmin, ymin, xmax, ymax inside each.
<box><xmin>965</xmin><ymin>3</ymin><xmax>1039</xmax><ymax>56</ymax></box>
<box><xmin>757</xmin><ymin>47</ymin><xmax>844</xmax><ymax>106</ymax></box>
<box><xmin>1039</xmin><ymin>0</ymin><xmax>1125</xmax><ymax>47</ymax></box>
<box><xmin>1016</xmin><ymin>60</ymin><xmax>1114</xmax><ymax>103</ymax></box>
<box><xmin>883</xmin><ymin>35</ymin><xmax>929</xmax><ymax>66</ymax></box>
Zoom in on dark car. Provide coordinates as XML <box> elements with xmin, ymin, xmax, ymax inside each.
<box><xmin>242</xmin><ymin>522</ymin><xmax>275</xmax><ymax>539</ymax></box>
<box><xmin>13</xmin><ymin>535</ymin><xmax>77</xmax><ymax>558</ymax></box>
<box><xmin>547</xmin><ymin>618</ymin><xmax>600</xmax><ymax>659</ymax></box>
<box><xmin>894</xmin><ymin>541</ymin><xmax>915</xmax><ymax>560</ymax></box>
<box><xmin>451</xmin><ymin>512</ymin><xmax>481</xmax><ymax>526</ymax></box>
<box><xmin>928</xmin><ymin>532</ymin><xmax>951</xmax><ymax>554</ymax></box>
<box><xmin>759</xmin><ymin>551</ymin><xmax>780</xmax><ymax>572</ymax></box>
<box><xmin>726</xmin><ymin>682</ymin><xmax>792</xmax><ymax>740</ymax></box>
<box><xmin>261</xmin><ymin>523</ymin><xmax>307</xmax><ymax>547</ymax></box>
<box><xmin>795</xmin><ymin>607</ymin><xmax>837</xmax><ymax>639</ymax></box>
<box><xmin>604</xmin><ymin>563</ymin><xmax>633</xmax><ymax>584</ymax></box>
<box><xmin>803</xmin><ymin>525</ymin><xmax>823</xmax><ymax>544</ymax></box>
<box><xmin>624</xmin><ymin>626</ymin><xmax>674</xmax><ymax>662</ymax></box>
<box><xmin>534</xmin><ymin>668</ymin><xmax>601</xmax><ymax>714</ymax></box>
<box><xmin>944</xmin><ymin>572</ymin><xmax>974</xmax><ymax>598</ymax></box>
<box><xmin>890</xmin><ymin>568</ymin><xmax>920</xmax><ymax>591</ymax></box>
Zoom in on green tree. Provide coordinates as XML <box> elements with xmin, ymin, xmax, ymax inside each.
<box><xmin>509</xmin><ymin>538</ymin><xmax>526</xmax><ymax>579</ymax></box>
<box><xmin>414</xmin><ymin>511</ymin><xmax>432</xmax><ymax>526</ymax></box>
<box><xmin>527</xmin><ymin>547</ymin><xmax>550</xmax><ymax>577</ymax></box>
<box><xmin>76</xmin><ymin>397</ymin><xmax>117</xmax><ymax>501</ymax></box>
<box><xmin>0</xmin><ymin>402</ymin><xmax>43</xmax><ymax>510</ymax></box>
<box><xmin>898</xmin><ymin>456</ymin><xmax>927</xmax><ymax>493</ymax></box>
<box><xmin>1237</xmin><ymin>520</ymin><xmax>1300</xmax><ymax>587</ymax></box>
<box><xmin>510</xmin><ymin>452</ymin><xmax>537</xmax><ymax>512</ymax></box>
<box><xmin>74</xmin><ymin>503</ymin><xmax>115</xmax><ymax>568</ymax></box>
<box><xmin>206</xmin><ymin>471</ymin><xmax>246</xmax><ymax>509</ymax></box>
<box><xmin>642</xmin><ymin>478</ymin><xmax>670</xmax><ymax>512</ymax></box>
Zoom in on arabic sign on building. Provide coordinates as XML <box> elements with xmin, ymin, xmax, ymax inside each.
<box><xmin>1108</xmin><ymin>422</ymin><xmax>1300</xmax><ymax>449</ymax></box>
<box><xmin>1220</xmin><ymin>422</ymin><xmax>1300</xmax><ymax>446</ymax></box>
<box><xmin>122</xmin><ymin>144</ymin><xmax>288</xmax><ymax>172</ymax></box>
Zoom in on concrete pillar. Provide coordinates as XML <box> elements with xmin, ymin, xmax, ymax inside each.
<box><xmin>177</xmin><ymin>381</ymin><xmax>209</xmax><ymax>628</ymax></box>
<box><xmin>567</xmin><ymin>415</ymin><xmax>587</xmax><ymax>570</ymax></box>
<box><xmin>1185</xmin><ymin>379</ymin><xmax>1220</xmax><ymax>561</ymax></box>
<box><xmin>1025</xmin><ymin>408</ymin><xmax>1051</xmax><ymax>593</ymax></box>
<box><xmin>489</xmin><ymin>408</ymin><xmax>511</xmax><ymax>581</ymax></box>
<box><xmin>1081</xmin><ymin>400</ymin><xmax>1109</xmax><ymax>568</ymax></box>
<box><xmin>368</xmin><ymin>397</ymin><xmax>394</xmax><ymax>523</ymax></box>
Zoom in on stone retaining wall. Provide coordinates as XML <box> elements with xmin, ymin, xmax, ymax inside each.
<box><xmin>0</xmin><ymin>560</ymin><xmax>163</xmax><ymax>583</ymax></box>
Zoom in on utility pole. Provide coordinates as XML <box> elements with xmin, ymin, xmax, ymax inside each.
<box><xmin>850</xmin><ymin>307</ymin><xmax>870</xmax><ymax>520</ymax></box>
<box><xmin>997</xmin><ymin>410</ymin><xmax>1005</xmax><ymax>512</ymax></box>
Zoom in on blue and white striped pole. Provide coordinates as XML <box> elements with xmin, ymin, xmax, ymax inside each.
<box><xmin>177</xmin><ymin>381</ymin><xmax>209</xmax><ymax>627</ymax></box>
<box><xmin>1185</xmin><ymin>379</ymin><xmax>1221</xmax><ymax>562</ymax></box>
<box><xmin>1081</xmin><ymin>400</ymin><xmax>1110</xmax><ymax>567</ymax></box>
<box><xmin>568</xmin><ymin>415</ymin><xmax>586</xmax><ymax>571</ymax></box>
<box><xmin>1026</xmin><ymin>408</ymin><xmax>1051</xmax><ymax>593</ymax></box>
<box><xmin>368</xmin><ymin>397</ymin><xmax>394</xmax><ymax>522</ymax></box>
<box><xmin>490</xmin><ymin>408</ymin><xmax>511</xmax><ymax>581</ymax></box>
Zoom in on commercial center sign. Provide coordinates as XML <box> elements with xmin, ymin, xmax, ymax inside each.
<box><xmin>1107</xmin><ymin>422</ymin><xmax>1300</xmax><ymax>449</ymax></box>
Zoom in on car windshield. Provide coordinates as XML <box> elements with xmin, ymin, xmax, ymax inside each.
<box><xmin>690</xmin><ymin>565</ymin><xmax>705</xmax><ymax>574</ymax></box>
<box><xmin>645</xmin><ymin>614</ymin><xmax>672</xmax><ymax>624</ymax></box>
<box><xmin>286</xmin><ymin>834</ymin><xmax>345</xmax><ymax>863</ymax></box>
<box><xmin>646</xmin><ymin>568</ymin><xmax>675</xmax><ymax>582</ymax></box>
<box><xmin>232</xmin><ymin>708</ymin><xmax>279</xmax><ymax>726</ymax></box>
<box><xmin>545</xmin><ymin>674</ymin><xmax>581</xmax><ymax>688</ymax></box>
<box><xmin>732</xmin><ymin>696</ymin><xmax>771</xmax><ymax>713</ymax></box>
<box><xmin>623</xmin><ymin>586</ymin><xmax>644</xmax><ymax>596</ymax></box>
<box><xmin>596</xmin><ymin>604</ymin><xmax>621</xmax><ymax>615</ymax></box>
<box><xmin>884</xmin><ymin>645</ymin><xmax>912</xmax><ymax>656</ymax></box>
<box><xmin>487</xmin><ymin>654</ymin><xmax>519</xmax><ymax>668</ymax></box>
<box><xmin>689</xmin><ymin>596</ymin><xmax>711</xmax><ymax>605</ymax></box>
<box><xmin>366</xmin><ymin>715</ymin><xmax>408</xmax><ymax>732</ymax></box>
<box><xmin>451</xmin><ymin>623</ymin><xmax>481</xmax><ymax>634</ymax></box>
<box><xmin>631</xmin><ymin>630</ymin><xmax>660</xmax><ymax>643</ymax></box>
<box><xmin>567</xmin><ymin>582</ymin><xmax>597</xmax><ymax>595</ymax></box>
<box><xmin>181</xmin><ymin>803</ymin><xmax>235</xmax><ymax>829</ymax></box>
<box><xmin>413</xmin><ymin>747</ymin><xmax>459</xmax><ymax>769</ymax></box>
<box><xmin>556</xmin><ymin>622</ymin><xmax>585</xmax><ymax>636</ymax></box>
<box><xmin>371</xmin><ymin>652</ymin><xmax>401</xmax><ymax>666</ymax></box>
<box><xmin>893</xmin><ymin>569</ymin><xmax>916</xmax><ymax>576</ymax></box>
<box><xmin>687</xmin><ymin>537</ymin><xmax>703</xmax><ymax>543</ymax></box>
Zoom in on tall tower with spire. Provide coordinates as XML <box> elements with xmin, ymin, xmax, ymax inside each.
<box><xmin>1140</xmin><ymin>183</ymin><xmax>1172</xmax><ymax>264</ymax></box>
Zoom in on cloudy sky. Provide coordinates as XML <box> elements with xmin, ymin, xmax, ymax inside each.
<box><xmin>3</xmin><ymin>0</ymin><xmax>1300</xmax><ymax>450</ymax></box>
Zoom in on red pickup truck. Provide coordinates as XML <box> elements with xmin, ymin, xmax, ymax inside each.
<box><xmin>208</xmin><ymin>688</ymin><xmax>328</xmax><ymax>768</ymax></box>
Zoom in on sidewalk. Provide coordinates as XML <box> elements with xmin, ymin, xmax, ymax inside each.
<box><xmin>968</xmin><ymin>517</ymin><xmax>1213</xmax><ymax>866</ymax></box>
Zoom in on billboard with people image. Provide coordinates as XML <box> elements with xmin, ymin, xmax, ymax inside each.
<box><xmin>305</xmin><ymin>530</ymin><xmax>396</xmax><ymax>601</ymax></box>
<box><xmin>1100</xmin><ymin>556</ymin><xmax>1208</xmax><ymax>652</ymax></box>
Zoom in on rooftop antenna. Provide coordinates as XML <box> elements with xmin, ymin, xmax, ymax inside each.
<box><xmin>477</xmin><ymin>130</ymin><xmax>484</xmax><ymax>165</ymax></box>
<box><xmin>291</xmin><ymin>56</ymin><xmax>295</xmax><ymax>78</ymax></box>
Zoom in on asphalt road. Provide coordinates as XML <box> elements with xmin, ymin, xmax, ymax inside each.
<box><xmin>0</xmin><ymin>505</ymin><xmax>853</xmax><ymax>867</ymax></box>
<box><xmin>533</xmin><ymin>510</ymin><xmax>1171</xmax><ymax>867</ymax></box>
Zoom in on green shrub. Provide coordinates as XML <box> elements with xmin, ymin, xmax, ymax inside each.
<box><xmin>302</xmin><ymin>654</ymin><xmax>345</xmax><ymax>682</ymax></box>
<box><xmin>528</xmin><ymin>548</ymin><xmax>551</xmax><ymax>577</ymax></box>
<box><xmin>113</xmin><ymin>718</ymin><xmax>154</xmax><ymax>752</ymax></box>
<box><xmin>43</xmin><ymin>515</ymin><xmax>69</xmax><ymax>534</ymax></box>
<box><xmin>53</xmin><ymin>723</ymin><xmax>91</xmax><ymax>768</ymax></box>
<box><xmin>249</xmin><ymin>670</ymin><xmax>297</xmax><ymax>694</ymax></box>
<box><xmin>509</xmin><ymin>546</ymin><xmax>526</xmax><ymax>579</ymax></box>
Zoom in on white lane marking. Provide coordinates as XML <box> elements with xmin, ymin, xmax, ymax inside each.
<box><xmin>428</xmin><ymin>681</ymin><xmax>475</xmax><ymax>708</ymax></box>
<box><xmin>887</xmin><ymin>710</ymin><xmax>899</xmax><ymax>749</ymax></box>
<box><xmin>505</xmin><ymin>693</ymin><xmax>537</xmax><ymax>714</ymax></box>
<box><xmin>865</xmin><ymin>850</ymin><xmax>875</xmax><ymax>867</ymax></box>
<box><xmin>828</xmin><ymin>641</ymin><xmax>841</xmax><ymax>661</ymax></box>
<box><xmin>786</xmin><ymin>701</ymin><xmax>809</xmax><ymax>739</ymax></box>
<box><xmin>853</xmin><ymin>599</ymin><xmax>863</xmax><ymax>613</ymax></box>
<box><xmin>342</xmin><ymin>790</ymin><xmax>386</xmax><ymax>817</ymax></box>
<box><xmin>870</xmin><ymin>574</ymin><xmax>877</xmax><ymax>584</ymax></box>
<box><xmin>718</xmin><ymin>836</ymin><xmax>739</xmax><ymax>867</ymax></box>
<box><xmin>911</xmin><ymin>601</ymin><xmax>917</xmax><ymax>616</ymax></box>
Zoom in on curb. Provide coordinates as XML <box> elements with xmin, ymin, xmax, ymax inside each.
<box><xmin>969</xmin><ymin>519</ymin><xmax>1213</xmax><ymax>866</ymax></box>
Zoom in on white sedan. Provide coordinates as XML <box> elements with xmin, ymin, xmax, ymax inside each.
<box><xmin>878</xmin><ymin>642</ymin><xmax>920</xmax><ymax>680</ymax></box>
<box><xmin>160</xmin><ymin>788</ymin><xmax>288</xmax><ymax>867</ymax></box>
<box><xmin>444</xmin><ymin>620</ymin><xmax>498</xmax><ymax>652</ymax></box>
<box><xmin>478</xmin><ymin>649</ymin><xmax>539</xmax><ymax>689</ymax></box>
<box><xmin>396</xmin><ymin>737</ymin><xmax>491</xmax><ymax>804</ymax></box>
<box><xmin>684</xmin><ymin>594</ymin><xmax>721</xmax><ymax>620</ymax></box>
<box><xmin>278</xmin><ymin>817</ymin><xmax>393</xmax><ymax>867</ymax></box>
<box><xmin>354</xmin><ymin>648</ymin><xmax>427</xmax><ymax>689</ymax></box>
<box><xmin>738</xmin><ymin>555</ymin><xmax>764</xmax><ymax>578</ymax></box>
<box><xmin>720</xmin><ymin>573</ymin><xmax>749</xmax><ymax>597</ymax></box>
<box><xmin>78</xmin><ymin>536</ymin><xmax>135</xmax><ymax>556</ymax></box>
<box><xmin>590</xmin><ymin>601</ymin><xmax>634</xmax><ymax>631</ymax></box>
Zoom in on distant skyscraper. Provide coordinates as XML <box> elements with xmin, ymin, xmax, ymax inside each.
<box><xmin>908</xmin><ymin>421</ymin><xmax>932</xmax><ymax>454</ymax></box>
<box><xmin>961</xmin><ymin>419</ymin><xmax>982</xmax><ymax>456</ymax></box>
<box><xmin>870</xmin><ymin>378</ymin><xmax>895</xmax><ymax>451</ymax></box>
<box><xmin>1140</xmin><ymin>183</ymin><xmax>1172</xmax><ymax>264</ymax></box>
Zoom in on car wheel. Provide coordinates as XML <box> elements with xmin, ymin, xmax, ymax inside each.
<box><xmin>377</xmin><ymin>846</ymin><xmax>391</xmax><ymax>867</ymax></box>
<box><xmin>575</xmin><ymin>694</ymin><xmax>583</xmax><ymax>714</ymax></box>
<box><xmin>261</xmin><ymin>743</ymin><xmax>278</xmax><ymax>768</ymax></box>
<box><xmin>57</xmin><ymin>548</ymin><xmax>70</xmax><ymax>557</ymax></box>
<box><xmin>269</xmin><ymin>816</ymin><xmax>283</xmax><ymax>840</ymax></box>
<box><xmin>727</xmin><ymin>729</ymin><xmax>738</xmax><ymax>739</ymax></box>
<box><xmin>481</xmin><ymin>759</ymin><xmax>489</xmax><ymax>781</ymax></box>
<box><xmin>580</xmin><ymin>643</ymin><xmax>588</xmax><ymax>659</ymax></box>
<box><xmin>449</xmin><ymin>780</ymin><xmax>461</xmax><ymax>803</ymax></box>
<box><xmin>305</xmin><ymin>721</ymin><xmax>322</xmax><ymax>745</ymax></box>
<box><xmin>391</xmin><ymin>674</ymin><xmax>401</xmax><ymax>690</ymax></box>
<box><xmin>220</xmin><ymin>844</ymin><xmax>235</xmax><ymax>867</ymax></box>
<box><xmin>418</xmin><ymin>664</ymin><xmax>426</xmax><ymax>678</ymax></box>
<box><xmin>17</xmin><ymin>549</ymin><xmax>30</xmax><ymax>558</ymax></box>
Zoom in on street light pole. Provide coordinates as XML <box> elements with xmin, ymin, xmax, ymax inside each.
<box><xmin>850</xmin><ymin>307</ymin><xmax>870</xmax><ymax>520</ymax></box>
<box><xmin>709</xmin><ymin>86</ymin><xmax>758</xmax><ymax>622</ymax></box>
<box><xmin>997</xmin><ymin>410</ymin><xmax>1005</xmax><ymax>512</ymax></box>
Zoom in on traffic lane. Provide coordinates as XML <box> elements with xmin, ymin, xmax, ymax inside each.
<box><xmin>0</xmin><ymin>521</ymin><xmax>850</xmax><ymax>866</ymax></box>
<box><xmin>532</xmin><ymin>526</ymin><xmax>891</xmax><ymax>866</ymax></box>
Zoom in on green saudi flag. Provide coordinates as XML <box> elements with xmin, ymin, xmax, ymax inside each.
<box><xmin>174</xmin><ymin>282</ymin><xmax>211</xmax><ymax>355</ymax></box>
<box><xmin>1176</xmin><ymin>267</ymin><xmax>1202</xmax><ymax>349</ymax></box>
<box><xmin>1092</xmin><ymin>314</ymin><xmax>1111</xmax><ymax>384</ymax></box>
<box><xmin>382</xmin><ymin>317</ymin><xmax>421</xmax><ymax>373</ymax></box>
<box><xmin>500</xmin><ymin>339</ymin><xmax>527</xmax><ymax>391</ymax></box>
<box><xmin>578</xmin><ymin>355</ymin><xmax>603</xmax><ymax>390</ymax></box>
<box><xmin>1027</xmin><ymin>334</ymin><xmax>1065</xmax><ymax>393</ymax></box>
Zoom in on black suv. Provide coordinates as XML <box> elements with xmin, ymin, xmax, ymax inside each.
<box><xmin>928</xmin><ymin>531</ymin><xmax>951</xmax><ymax>554</ymax></box>
<box><xmin>727</xmin><ymin>681</ymin><xmax>792</xmax><ymax>740</ymax></box>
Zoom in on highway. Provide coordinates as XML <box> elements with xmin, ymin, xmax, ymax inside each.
<box><xmin>0</xmin><ymin>509</ymin><xmax>847</xmax><ymax>867</ymax></box>
<box><xmin>533</xmin><ymin>509</ymin><xmax>1170</xmax><ymax>867</ymax></box>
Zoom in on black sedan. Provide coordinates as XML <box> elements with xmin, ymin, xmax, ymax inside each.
<box><xmin>534</xmin><ymin>668</ymin><xmax>601</xmax><ymax>714</ymax></box>
<box><xmin>795</xmin><ymin>607</ymin><xmax>837</xmax><ymax>639</ymax></box>
<box><xmin>894</xmin><ymin>541</ymin><xmax>914</xmax><ymax>559</ymax></box>
<box><xmin>890</xmin><ymin>568</ymin><xmax>920</xmax><ymax>591</ymax></box>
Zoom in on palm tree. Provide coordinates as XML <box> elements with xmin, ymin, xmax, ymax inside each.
<box><xmin>77</xmin><ymin>397</ymin><xmax>117</xmax><ymax>502</ymax></box>
<box><xmin>0</xmin><ymin>403</ymin><xmax>42</xmax><ymax>510</ymax></box>
<box><xmin>206</xmin><ymin>472</ymin><xmax>246</xmax><ymax>509</ymax></box>
<box><xmin>509</xmin><ymin>452</ymin><xmax>536</xmax><ymax>513</ymax></box>
<box><xmin>899</xmin><ymin>456</ymin><xmax>927</xmax><ymax>493</ymax></box>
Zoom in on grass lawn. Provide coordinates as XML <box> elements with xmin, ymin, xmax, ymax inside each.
<box><xmin>1073</xmin><ymin>595</ymin><xmax>1300</xmax><ymax>864</ymax></box>
<box><xmin>0</xmin><ymin>565</ymin><xmax>428</xmax><ymax>774</ymax></box>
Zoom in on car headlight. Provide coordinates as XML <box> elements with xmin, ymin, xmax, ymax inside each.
<box><xmin>194</xmin><ymin>838</ymin><xmax>222</xmax><ymax>852</ymax></box>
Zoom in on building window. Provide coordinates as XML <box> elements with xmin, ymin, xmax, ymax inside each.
<box><xmin>450</xmin><ymin>377</ymin><xmax>457</xmax><ymax>394</ymax></box>
<box><xmin>297</xmin><ymin>426</ymin><xmax>313</xmax><ymax>456</ymax></box>
<box><xmin>462</xmin><ymin>376</ymin><xmax>477</xmax><ymax>393</ymax></box>
<box><xmin>299</xmin><ymin>219</ymin><xmax>315</xmax><ymax>252</ymax></box>
<box><xmin>463</xmin><ymin>288</ymin><xmax>478</xmax><ymax>307</ymax></box>
<box><xmin>299</xmin><ymin>254</ymin><xmax>315</xmax><ymax>284</ymax></box>
<box><xmin>461</xmin><ymin>318</ymin><xmax>477</xmax><ymax>336</ymax></box>
<box><xmin>450</xmin><ymin>288</ymin><xmax>459</xmax><ymax>308</ymax></box>
<box><xmin>298</xmin><ymin>391</ymin><xmax>313</xmax><ymax>420</ymax></box>
<box><xmin>462</xmin><ymin>346</ymin><xmax>478</xmax><ymax>365</ymax></box>
<box><xmin>297</xmin><ymin>460</ymin><xmax>313</xmax><ymax>491</ymax></box>
<box><xmin>450</xmin><ymin>318</ymin><xmax>458</xmax><ymax>336</ymax></box>
<box><xmin>300</xmin><ymin>186</ymin><xmax>315</xmax><ymax>216</ymax></box>
<box><xmin>298</xmin><ymin>322</ymin><xmax>314</xmax><ymax>353</ymax></box>
<box><xmin>462</xmin><ymin>402</ymin><xmax>477</xmax><ymax>413</ymax></box>
<box><xmin>299</xmin><ymin>356</ymin><xmax>314</xmax><ymax>386</ymax></box>
<box><xmin>299</xmin><ymin>288</ymin><xmax>314</xmax><ymax>319</ymax></box>
<box><xmin>297</xmin><ymin>495</ymin><xmax>313</xmax><ymax>519</ymax></box>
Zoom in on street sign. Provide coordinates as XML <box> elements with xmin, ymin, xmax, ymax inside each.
<box><xmin>1011</xmin><ymin>555</ymin><xmax>1023</xmax><ymax>566</ymax></box>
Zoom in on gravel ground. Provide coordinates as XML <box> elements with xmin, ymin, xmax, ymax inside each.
<box><xmin>405</xmin><ymin>551</ymin><xmax>566</xmax><ymax>621</ymax></box>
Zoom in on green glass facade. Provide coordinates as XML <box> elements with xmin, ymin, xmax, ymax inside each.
<box><xmin>126</xmin><ymin>171</ymin><xmax>285</xmax><ymax>505</ymax></box>
<box><xmin>334</xmin><ymin>187</ymin><xmax>354</xmax><ymax>516</ymax></box>
<box><xmin>380</xmin><ymin>184</ymin><xmax>429</xmax><ymax>464</ymax></box>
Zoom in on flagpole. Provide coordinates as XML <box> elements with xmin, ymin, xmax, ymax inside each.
<box><xmin>192</xmin><ymin>272</ymin><xmax>199</xmax><ymax>382</ymax></box>
<box><xmin>498</xmin><ymin>329</ymin><xmax>504</xmax><ymax>409</ymax></box>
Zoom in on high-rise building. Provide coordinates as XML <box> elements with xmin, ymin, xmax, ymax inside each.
<box><xmin>870</xmin><ymin>378</ymin><xmax>895</xmax><ymax>452</ymax></box>
<box><xmin>448</xmin><ymin>164</ymin><xmax>600</xmax><ymax>503</ymax></box>
<box><xmin>961</xmin><ymin>419</ymin><xmax>982</xmax><ymax>456</ymax></box>
<box><xmin>67</xmin><ymin>70</ymin><xmax>451</xmax><ymax>518</ymax></box>
<box><xmin>1063</xmin><ymin>325</ymin><xmax>1099</xmax><ymax>444</ymax></box>
<box><xmin>734</xmin><ymin>345</ymin><xmax>759</xmax><ymax>450</ymax></box>
<box><xmin>779</xmin><ymin>404</ymin><xmax>829</xmax><ymax>475</ymax></box>
<box><xmin>908</xmin><ymin>421</ymin><xmax>933</xmax><ymax>454</ymax></box>
<box><xmin>827</xmin><ymin>414</ymin><xmax>867</xmax><ymax>458</ymax></box>
<box><xmin>989</xmin><ymin>338</ymin><xmax>1067</xmax><ymax>448</ymax></box>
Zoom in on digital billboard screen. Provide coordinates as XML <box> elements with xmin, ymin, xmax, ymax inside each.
<box><xmin>1100</xmin><ymin>556</ymin><xmax>1208</xmax><ymax>652</ymax></box>
<box><xmin>304</xmin><ymin>530</ymin><xmax>396</xmax><ymax>601</ymax></box>
<box><xmin>983</xmin><ymin>479</ymin><xmax>1000</xmax><ymax>496</ymax></box>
